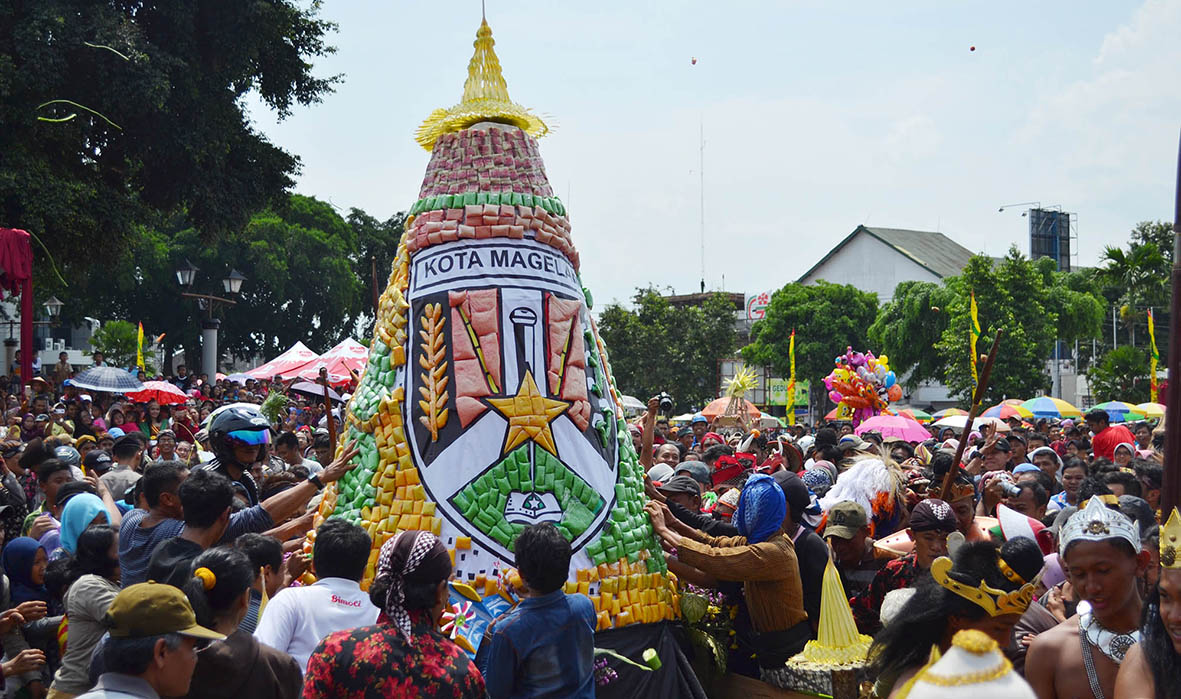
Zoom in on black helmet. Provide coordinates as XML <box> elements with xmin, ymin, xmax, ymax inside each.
<box><xmin>208</xmin><ymin>405</ymin><xmax>271</xmax><ymax>467</ymax></box>
<box><xmin>53</xmin><ymin>445</ymin><xmax>81</xmax><ymax>467</ymax></box>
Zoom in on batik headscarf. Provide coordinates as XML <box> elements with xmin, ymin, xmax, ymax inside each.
<box><xmin>376</xmin><ymin>530</ymin><xmax>452</xmax><ymax>643</ymax></box>
<box><xmin>733</xmin><ymin>474</ymin><xmax>786</xmax><ymax>544</ymax></box>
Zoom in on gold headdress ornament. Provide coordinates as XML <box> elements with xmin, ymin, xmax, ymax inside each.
<box><xmin>415</xmin><ymin>18</ymin><xmax>550</xmax><ymax>150</ymax></box>
<box><xmin>930</xmin><ymin>557</ymin><xmax>1035</xmax><ymax>617</ymax></box>
<box><xmin>1059</xmin><ymin>493</ymin><xmax>1141</xmax><ymax>556</ymax></box>
<box><xmin>1161</xmin><ymin>508</ymin><xmax>1181</xmax><ymax>568</ymax></box>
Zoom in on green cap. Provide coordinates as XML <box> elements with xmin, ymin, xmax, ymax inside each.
<box><xmin>824</xmin><ymin>501</ymin><xmax>869</xmax><ymax>540</ymax></box>
<box><xmin>105</xmin><ymin>582</ymin><xmax>225</xmax><ymax>641</ymax></box>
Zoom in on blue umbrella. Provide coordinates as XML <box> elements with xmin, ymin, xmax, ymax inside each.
<box><xmin>69</xmin><ymin>366</ymin><xmax>144</xmax><ymax>394</ymax></box>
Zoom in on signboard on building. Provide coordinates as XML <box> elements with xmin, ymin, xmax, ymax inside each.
<box><xmin>745</xmin><ymin>291</ymin><xmax>772</xmax><ymax>320</ymax></box>
<box><xmin>768</xmin><ymin>379</ymin><xmax>809</xmax><ymax>406</ymax></box>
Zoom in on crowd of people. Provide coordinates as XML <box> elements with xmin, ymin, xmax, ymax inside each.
<box><xmin>0</xmin><ymin>357</ymin><xmax>612</xmax><ymax>698</ymax></box>
<box><xmin>0</xmin><ymin>350</ymin><xmax>1178</xmax><ymax>698</ymax></box>
<box><xmin>636</xmin><ymin>394</ymin><xmax>1176</xmax><ymax>698</ymax></box>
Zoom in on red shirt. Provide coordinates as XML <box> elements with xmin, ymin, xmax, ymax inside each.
<box><xmin>1090</xmin><ymin>423</ymin><xmax>1136</xmax><ymax>461</ymax></box>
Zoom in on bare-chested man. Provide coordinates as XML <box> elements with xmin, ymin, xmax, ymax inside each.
<box><xmin>1027</xmin><ymin>496</ymin><xmax>1149</xmax><ymax>699</ymax></box>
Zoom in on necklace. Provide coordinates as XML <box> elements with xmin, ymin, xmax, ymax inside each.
<box><xmin>1081</xmin><ymin>610</ymin><xmax>1140</xmax><ymax>664</ymax></box>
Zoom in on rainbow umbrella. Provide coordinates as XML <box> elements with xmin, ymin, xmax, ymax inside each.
<box><xmin>1135</xmin><ymin>402</ymin><xmax>1165</xmax><ymax>419</ymax></box>
<box><xmin>1091</xmin><ymin>401</ymin><xmax>1146</xmax><ymax>423</ymax></box>
<box><xmin>895</xmin><ymin>407</ymin><xmax>933</xmax><ymax>424</ymax></box>
<box><xmin>980</xmin><ymin>402</ymin><xmax>1034</xmax><ymax>420</ymax></box>
<box><xmin>931</xmin><ymin>408</ymin><xmax>968</xmax><ymax>420</ymax></box>
<box><xmin>1020</xmin><ymin>396</ymin><xmax>1083</xmax><ymax>419</ymax></box>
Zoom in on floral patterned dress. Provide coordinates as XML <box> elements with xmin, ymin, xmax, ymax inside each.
<box><xmin>302</xmin><ymin>611</ymin><xmax>485</xmax><ymax>698</ymax></box>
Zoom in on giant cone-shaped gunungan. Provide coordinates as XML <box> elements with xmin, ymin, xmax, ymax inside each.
<box><xmin>308</xmin><ymin>18</ymin><xmax>678</xmax><ymax>651</ymax></box>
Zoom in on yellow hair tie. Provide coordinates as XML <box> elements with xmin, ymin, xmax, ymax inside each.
<box><xmin>194</xmin><ymin>567</ymin><xmax>217</xmax><ymax>591</ymax></box>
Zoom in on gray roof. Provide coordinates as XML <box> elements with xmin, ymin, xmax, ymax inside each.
<box><xmin>798</xmin><ymin>225</ymin><xmax>979</xmax><ymax>282</ymax></box>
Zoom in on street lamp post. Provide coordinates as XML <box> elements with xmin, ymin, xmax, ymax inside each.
<box><xmin>176</xmin><ymin>262</ymin><xmax>245</xmax><ymax>377</ymax></box>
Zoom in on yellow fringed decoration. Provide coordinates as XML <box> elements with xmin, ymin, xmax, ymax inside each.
<box><xmin>415</xmin><ymin>19</ymin><xmax>549</xmax><ymax>150</ymax></box>
<box><xmin>786</xmin><ymin>559</ymin><xmax>873</xmax><ymax>668</ymax></box>
<box><xmin>724</xmin><ymin>366</ymin><xmax>758</xmax><ymax>399</ymax></box>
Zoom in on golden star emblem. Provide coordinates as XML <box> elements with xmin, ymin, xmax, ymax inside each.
<box><xmin>486</xmin><ymin>370</ymin><xmax>569</xmax><ymax>457</ymax></box>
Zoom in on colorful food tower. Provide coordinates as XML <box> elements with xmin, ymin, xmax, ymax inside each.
<box><xmin>309</xmin><ymin>16</ymin><xmax>686</xmax><ymax>685</ymax></box>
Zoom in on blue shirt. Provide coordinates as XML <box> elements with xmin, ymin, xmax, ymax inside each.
<box><xmin>118</xmin><ymin>505</ymin><xmax>274</xmax><ymax>587</ymax></box>
<box><xmin>477</xmin><ymin>590</ymin><xmax>596</xmax><ymax>699</ymax></box>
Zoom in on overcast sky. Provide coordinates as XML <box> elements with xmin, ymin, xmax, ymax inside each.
<box><xmin>249</xmin><ymin>0</ymin><xmax>1180</xmax><ymax>308</ymax></box>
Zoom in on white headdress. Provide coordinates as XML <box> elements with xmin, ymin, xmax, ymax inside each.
<box><xmin>1059</xmin><ymin>495</ymin><xmax>1140</xmax><ymax>556</ymax></box>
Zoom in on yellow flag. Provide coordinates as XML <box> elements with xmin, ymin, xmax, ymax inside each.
<box><xmin>786</xmin><ymin>329</ymin><xmax>796</xmax><ymax>426</ymax></box>
<box><xmin>136</xmin><ymin>322</ymin><xmax>145</xmax><ymax>371</ymax></box>
<box><xmin>969</xmin><ymin>293</ymin><xmax>980</xmax><ymax>388</ymax></box>
<box><xmin>1148</xmin><ymin>309</ymin><xmax>1159</xmax><ymax>402</ymax></box>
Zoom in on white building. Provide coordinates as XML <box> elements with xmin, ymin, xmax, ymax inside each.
<box><xmin>798</xmin><ymin>225</ymin><xmax>978</xmax><ymax>303</ymax></box>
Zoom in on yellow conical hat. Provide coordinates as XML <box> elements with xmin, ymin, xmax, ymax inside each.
<box><xmin>787</xmin><ymin>558</ymin><xmax>873</xmax><ymax>667</ymax></box>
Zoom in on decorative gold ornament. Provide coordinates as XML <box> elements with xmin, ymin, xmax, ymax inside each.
<box><xmin>486</xmin><ymin>370</ymin><xmax>569</xmax><ymax>457</ymax></box>
<box><xmin>997</xmin><ymin>556</ymin><xmax>1025</xmax><ymax>585</ymax></box>
<box><xmin>416</xmin><ymin>19</ymin><xmax>549</xmax><ymax>150</ymax></box>
<box><xmin>1161</xmin><ymin>508</ymin><xmax>1181</xmax><ymax>570</ymax></box>
<box><xmin>930</xmin><ymin>557</ymin><xmax>1034</xmax><ymax>617</ymax></box>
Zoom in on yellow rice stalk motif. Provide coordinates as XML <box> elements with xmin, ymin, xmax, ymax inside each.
<box><xmin>417</xmin><ymin>302</ymin><xmax>450</xmax><ymax>441</ymax></box>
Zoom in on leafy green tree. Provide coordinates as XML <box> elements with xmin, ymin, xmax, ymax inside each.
<box><xmin>597</xmin><ymin>289</ymin><xmax>737</xmax><ymax>411</ymax></box>
<box><xmin>741</xmin><ymin>282</ymin><xmax>878</xmax><ymax>412</ymax></box>
<box><xmin>1087</xmin><ymin>346</ymin><xmax>1150</xmax><ymax>403</ymax></box>
<box><xmin>0</xmin><ymin>0</ymin><xmax>339</xmax><ymax>282</ymax></box>
<box><xmin>55</xmin><ymin>196</ymin><xmax>396</xmax><ymax>370</ymax></box>
<box><xmin>868</xmin><ymin>281</ymin><xmax>954</xmax><ymax>389</ymax></box>
<box><xmin>88</xmin><ymin>320</ymin><xmax>155</xmax><ymax>372</ymax></box>
<box><xmin>348</xmin><ymin>209</ymin><xmax>408</xmax><ymax>336</ymax></box>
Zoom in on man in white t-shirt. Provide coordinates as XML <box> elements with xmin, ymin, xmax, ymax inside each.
<box><xmin>254</xmin><ymin>519</ymin><xmax>378</xmax><ymax>672</ymax></box>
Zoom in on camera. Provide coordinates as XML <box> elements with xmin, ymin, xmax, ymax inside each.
<box><xmin>999</xmin><ymin>480</ymin><xmax>1023</xmax><ymax>498</ymax></box>
<box><xmin>656</xmin><ymin>392</ymin><xmax>674</xmax><ymax>415</ymax></box>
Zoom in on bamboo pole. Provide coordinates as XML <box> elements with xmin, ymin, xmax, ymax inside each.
<box><xmin>1162</xmin><ymin>130</ymin><xmax>1181</xmax><ymax>515</ymax></box>
<box><xmin>939</xmin><ymin>330</ymin><xmax>1004</xmax><ymax>501</ymax></box>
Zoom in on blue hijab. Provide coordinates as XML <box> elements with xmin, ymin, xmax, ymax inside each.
<box><xmin>60</xmin><ymin>493</ymin><xmax>108</xmax><ymax>555</ymax></box>
<box><xmin>733</xmin><ymin>474</ymin><xmax>787</xmax><ymax>544</ymax></box>
<box><xmin>2</xmin><ymin>537</ymin><xmax>49</xmax><ymax>604</ymax></box>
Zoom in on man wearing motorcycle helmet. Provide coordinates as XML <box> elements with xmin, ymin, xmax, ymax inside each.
<box><xmin>199</xmin><ymin>405</ymin><xmax>274</xmax><ymax>507</ymax></box>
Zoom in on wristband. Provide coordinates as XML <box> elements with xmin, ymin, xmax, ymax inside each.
<box><xmin>308</xmin><ymin>474</ymin><xmax>325</xmax><ymax>491</ymax></box>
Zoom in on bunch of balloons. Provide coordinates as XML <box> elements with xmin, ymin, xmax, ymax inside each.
<box><xmin>824</xmin><ymin>347</ymin><xmax>902</xmax><ymax>426</ymax></box>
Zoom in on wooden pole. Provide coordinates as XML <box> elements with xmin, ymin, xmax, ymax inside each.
<box><xmin>371</xmin><ymin>255</ymin><xmax>380</xmax><ymax>316</ymax></box>
<box><xmin>322</xmin><ymin>381</ymin><xmax>337</xmax><ymax>453</ymax></box>
<box><xmin>1162</xmin><ymin>129</ymin><xmax>1181</xmax><ymax>516</ymax></box>
<box><xmin>939</xmin><ymin>330</ymin><xmax>1004</xmax><ymax>501</ymax></box>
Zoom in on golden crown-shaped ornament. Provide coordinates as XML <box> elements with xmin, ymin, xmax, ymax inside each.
<box><xmin>1161</xmin><ymin>508</ymin><xmax>1181</xmax><ymax>569</ymax></box>
<box><xmin>930</xmin><ymin>557</ymin><xmax>1035</xmax><ymax>617</ymax></box>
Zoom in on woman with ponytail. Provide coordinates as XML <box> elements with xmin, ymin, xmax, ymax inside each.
<box><xmin>181</xmin><ymin>547</ymin><xmax>302</xmax><ymax>699</ymax></box>
<box><xmin>302</xmin><ymin>530</ymin><xmax>485</xmax><ymax>698</ymax></box>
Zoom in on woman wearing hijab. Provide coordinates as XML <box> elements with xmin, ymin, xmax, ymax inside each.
<box><xmin>58</xmin><ymin>493</ymin><xmax>109</xmax><ymax>556</ymax></box>
<box><xmin>303</xmin><ymin>530</ymin><xmax>485</xmax><ymax>698</ymax></box>
<box><xmin>646</xmin><ymin>474</ymin><xmax>810</xmax><ymax>682</ymax></box>
<box><xmin>1</xmin><ymin>537</ymin><xmax>61</xmax><ymax>698</ymax></box>
<box><xmin>2</xmin><ymin>537</ymin><xmax>50</xmax><ymax>606</ymax></box>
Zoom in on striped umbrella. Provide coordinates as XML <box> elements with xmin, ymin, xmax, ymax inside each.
<box><xmin>1135</xmin><ymin>402</ymin><xmax>1166</xmax><ymax>419</ymax></box>
<box><xmin>895</xmin><ymin>408</ymin><xmax>933</xmax><ymax>424</ymax></box>
<box><xmin>980</xmin><ymin>402</ymin><xmax>1034</xmax><ymax>420</ymax></box>
<box><xmin>1020</xmin><ymin>396</ymin><xmax>1083</xmax><ymax>419</ymax></box>
<box><xmin>69</xmin><ymin>366</ymin><xmax>145</xmax><ymax>394</ymax></box>
<box><xmin>1090</xmin><ymin>401</ymin><xmax>1146</xmax><ymax>423</ymax></box>
<box><xmin>932</xmin><ymin>408</ymin><xmax>968</xmax><ymax>420</ymax></box>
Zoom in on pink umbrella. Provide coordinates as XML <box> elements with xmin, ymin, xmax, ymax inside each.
<box><xmin>854</xmin><ymin>415</ymin><xmax>931</xmax><ymax>443</ymax></box>
<box><xmin>126</xmin><ymin>380</ymin><xmax>188</xmax><ymax>406</ymax></box>
<box><xmin>245</xmin><ymin>341</ymin><xmax>320</xmax><ymax>380</ymax></box>
<box><xmin>294</xmin><ymin>338</ymin><xmax>369</xmax><ymax>385</ymax></box>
